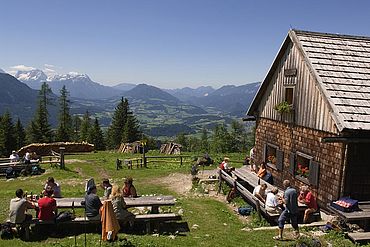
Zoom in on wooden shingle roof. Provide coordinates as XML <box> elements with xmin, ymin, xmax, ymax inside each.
<box><xmin>294</xmin><ymin>30</ymin><xmax>370</xmax><ymax>131</ymax></box>
<box><xmin>248</xmin><ymin>29</ymin><xmax>370</xmax><ymax>131</ymax></box>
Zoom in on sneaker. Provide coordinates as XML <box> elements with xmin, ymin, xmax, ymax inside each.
<box><xmin>273</xmin><ymin>235</ymin><xmax>283</xmax><ymax>240</ymax></box>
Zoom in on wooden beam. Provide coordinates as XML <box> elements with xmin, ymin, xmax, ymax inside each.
<box><xmin>322</xmin><ymin>137</ymin><xmax>370</xmax><ymax>143</ymax></box>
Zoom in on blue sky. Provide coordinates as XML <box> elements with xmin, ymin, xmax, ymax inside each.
<box><xmin>1</xmin><ymin>0</ymin><xmax>370</xmax><ymax>89</ymax></box>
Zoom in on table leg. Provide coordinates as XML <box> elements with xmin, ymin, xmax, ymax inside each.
<box><xmin>151</xmin><ymin>206</ymin><xmax>159</xmax><ymax>214</ymax></box>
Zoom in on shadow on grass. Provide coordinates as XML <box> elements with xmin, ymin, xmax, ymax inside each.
<box><xmin>24</xmin><ymin>221</ymin><xmax>189</xmax><ymax>242</ymax></box>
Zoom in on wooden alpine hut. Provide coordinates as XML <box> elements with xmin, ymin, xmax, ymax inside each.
<box><xmin>246</xmin><ymin>29</ymin><xmax>370</xmax><ymax>208</ymax></box>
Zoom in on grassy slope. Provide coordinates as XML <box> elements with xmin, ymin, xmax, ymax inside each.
<box><xmin>0</xmin><ymin>151</ymin><xmax>359</xmax><ymax>247</ymax></box>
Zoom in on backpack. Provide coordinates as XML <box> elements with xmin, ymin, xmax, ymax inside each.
<box><xmin>1</xmin><ymin>222</ymin><xmax>14</xmax><ymax>239</ymax></box>
<box><xmin>56</xmin><ymin>211</ymin><xmax>75</xmax><ymax>223</ymax></box>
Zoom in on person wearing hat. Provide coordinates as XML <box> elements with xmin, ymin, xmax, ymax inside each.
<box><xmin>122</xmin><ymin>177</ymin><xmax>137</xmax><ymax>198</ymax></box>
<box><xmin>9</xmin><ymin>151</ymin><xmax>19</xmax><ymax>163</ymax></box>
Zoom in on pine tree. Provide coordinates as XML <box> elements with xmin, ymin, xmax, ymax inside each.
<box><xmin>27</xmin><ymin>82</ymin><xmax>53</xmax><ymax>143</ymax></box>
<box><xmin>88</xmin><ymin>118</ymin><xmax>106</xmax><ymax>150</ymax></box>
<box><xmin>14</xmin><ymin>118</ymin><xmax>25</xmax><ymax>149</ymax></box>
<box><xmin>56</xmin><ymin>86</ymin><xmax>73</xmax><ymax>141</ymax></box>
<box><xmin>107</xmin><ymin>98</ymin><xmax>141</xmax><ymax>148</ymax></box>
<box><xmin>230</xmin><ymin>120</ymin><xmax>245</xmax><ymax>152</ymax></box>
<box><xmin>72</xmin><ymin>115</ymin><xmax>82</xmax><ymax>141</ymax></box>
<box><xmin>79</xmin><ymin>111</ymin><xmax>91</xmax><ymax>142</ymax></box>
<box><xmin>175</xmin><ymin>132</ymin><xmax>188</xmax><ymax>151</ymax></box>
<box><xmin>0</xmin><ymin>111</ymin><xmax>16</xmax><ymax>156</ymax></box>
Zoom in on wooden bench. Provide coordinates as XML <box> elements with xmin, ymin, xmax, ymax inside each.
<box><xmin>348</xmin><ymin>232</ymin><xmax>370</xmax><ymax>243</ymax></box>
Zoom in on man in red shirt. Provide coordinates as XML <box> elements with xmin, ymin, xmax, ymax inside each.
<box><xmin>298</xmin><ymin>185</ymin><xmax>318</xmax><ymax>223</ymax></box>
<box><xmin>38</xmin><ymin>186</ymin><xmax>57</xmax><ymax>221</ymax></box>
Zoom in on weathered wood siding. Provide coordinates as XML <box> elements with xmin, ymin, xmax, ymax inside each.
<box><xmin>255</xmin><ymin>118</ymin><xmax>345</xmax><ymax>207</ymax></box>
<box><xmin>258</xmin><ymin>42</ymin><xmax>338</xmax><ymax>134</ymax></box>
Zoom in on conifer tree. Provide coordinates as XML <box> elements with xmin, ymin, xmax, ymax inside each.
<box><xmin>72</xmin><ymin>115</ymin><xmax>82</xmax><ymax>141</ymax></box>
<box><xmin>14</xmin><ymin>118</ymin><xmax>25</xmax><ymax>149</ymax></box>
<box><xmin>175</xmin><ymin>132</ymin><xmax>188</xmax><ymax>151</ymax></box>
<box><xmin>56</xmin><ymin>86</ymin><xmax>73</xmax><ymax>141</ymax></box>
<box><xmin>107</xmin><ymin>98</ymin><xmax>140</xmax><ymax>149</ymax></box>
<box><xmin>0</xmin><ymin>111</ymin><xmax>15</xmax><ymax>156</ymax></box>
<box><xmin>79</xmin><ymin>111</ymin><xmax>91</xmax><ymax>142</ymax></box>
<box><xmin>88</xmin><ymin>118</ymin><xmax>106</xmax><ymax>150</ymax></box>
<box><xmin>27</xmin><ymin>82</ymin><xmax>53</xmax><ymax>143</ymax></box>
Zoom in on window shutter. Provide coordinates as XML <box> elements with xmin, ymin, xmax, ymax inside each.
<box><xmin>276</xmin><ymin>150</ymin><xmax>284</xmax><ymax>171</ymax></box>
<box><xmin>289</xmin><ymin>152</ymin><xmax>295</xmax><ymax>175</ymax></box>
<box><xmin>262</xmin><ymin>144</ymin><xmax>267</xmax><ymax>162</ymax></box>
<box><xmin>309</xmin><ymin>161</ymin><xmax>320</xmax><ymax>187</ymax></box>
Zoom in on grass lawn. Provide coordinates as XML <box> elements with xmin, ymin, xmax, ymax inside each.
<box><xmin>0</xmin><ymin>151</ymin><xmax>362</xmax><ymax>246</ymax></box>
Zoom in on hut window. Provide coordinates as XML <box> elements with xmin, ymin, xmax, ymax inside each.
<box><xmin>263</xmin><ymin>143</ymin><xmax>278</xmax><ymax>168</ymax></box>
<box><xmin>295</xmin><ymin>152</ymin><xmax>312</xmax><ymax>180</ymax></box>
<box><xmin>285</xmin><ymin>87</ymin><xmax>294</xmax><ymax>105</ymax></box>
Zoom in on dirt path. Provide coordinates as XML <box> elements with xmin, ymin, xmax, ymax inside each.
<box><xmin>155</xmin><ymin>169</ymin><xmax>251</xmax><ymax>224</ymax></box>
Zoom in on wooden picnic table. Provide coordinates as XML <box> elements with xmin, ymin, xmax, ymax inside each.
<box><xmin>35</xmin><ymin>195</ymin><xmax>175</xmax><ymax>213</ymax></box>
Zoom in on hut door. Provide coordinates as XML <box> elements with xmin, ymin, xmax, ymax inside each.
<box><xmin>344</xmin><ymin>143</ymin><xmax>370</xmax><ymax>201</ymax></box>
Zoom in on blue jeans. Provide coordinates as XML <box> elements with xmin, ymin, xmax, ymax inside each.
<box><xmin>278</xmin><ymin>209</ymin><xmax>298</xmax><ymax>230</ymax></box>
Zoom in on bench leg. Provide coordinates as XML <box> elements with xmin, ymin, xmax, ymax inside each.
<box><xmin>151</xmin><ymin>206</ymin><xmax>159</xmax><ymax>214</ymax></box>
<box><xmin>145</xmin><ymin>221</ymin><xmax>151</xmax><ymax>234</ymax></box>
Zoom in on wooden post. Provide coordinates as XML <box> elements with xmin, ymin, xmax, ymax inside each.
<box><xmin>59</xmin><ymin>147</ymin><xmax>65</xmax><ymax>170</ymax></box>
<box><xmin>180</xmin><ymin>156</ymin><xmax>183</xmax><ymax>166</ymax></box>
<box><xmin>217</xmin><ymin>169</ymin><xmax>223</xmax><ymax>194</ymax></box>
<box><xmin>142</xmin><ymin>147</ymin><xmax>147</xmax><ymax>168</ymax></box>
<box><xmin>255</xmin><ymin>200</ymin><xmax>262</xmax><ymax>221</ymax></box>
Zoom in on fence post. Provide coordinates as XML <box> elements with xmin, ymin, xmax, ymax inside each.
<box><xmin>180</xmin><ymin>156</ymin><xmax>183</xmax><ymax>166</ymax></box>
<box><xmin>59</xmin><ymin>147</ymin><xmax>65</xmax><ymax>170</ymax></box>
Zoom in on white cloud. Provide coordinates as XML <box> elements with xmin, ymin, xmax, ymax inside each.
<box><xmin>7</xmin><ymin>64</ymin><xmax>36</xmax><ymax>76</ymax></box>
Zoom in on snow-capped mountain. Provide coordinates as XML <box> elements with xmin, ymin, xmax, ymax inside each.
<box><xmin>14</xmin><ymin>69</ymin><xmax>48</xmax><ymax>89</ymax></box>
<box><xmin>49</xmin><ymin>72</ymin><xmax>123</xmax><ymax>99</ymax></box>
<box><xmin>13</xmin><ymin>68</ymin><xmax>123</xmax><ymax>99</ymax></box>
<box><xmin>0</xmin><ymin>68</ymin><xmax>5</xmax><ymax>74</ymax></box>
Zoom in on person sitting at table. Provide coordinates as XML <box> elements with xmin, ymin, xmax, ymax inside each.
<box><xmin>265</xmin><ymin>187</ymin><xmax>283</xmax><ymax>214</ymax></box>
<box><xmin>110</xmin><ymin>185</ymin><xmax>135</xmax><ymax>227</ymax></box>
<box><xmin>9</xmin><ymin>150</ymin><xmax>20</xmax><ymax>162</ymax></box>
<box><xmin>122</xmin><ymin>177</ymin><xmax>137</xmax><ymax>198</ymax></box>
<box><xmin>83</xmin><ymin>185</ymin><xmax>102</xmax><ymax>220</ymax></box>
<box><xmin>8</xmin><ymin>188</ymin><xmax>35</xmax><ymax>224</ymax></box>
<box><xmin>253</xmin><ymin>183</ymin><xmax>267</xmax><ymax>203</ymax></box>
<box><xmin>37</xmin><ymin>186</ymin><xmax>57</xmax><ymax>221</ymax></box>
<box><xmin>257</xmin><ymin>162</ymin><xmax>267</xmax><ymax>178</ymax></box>
<box><xmin>24</xmin><ymin>150</ymin><xmax>31</xmax><ymax>164</ymax></box>
<box><xmin>44</xmin><ymin>177</ymin><xmax>62</xmax><ymax>198</ymax></box>
<box><xmin>298</xmin><ymin>185</ymin><xmax>318</xmax><ymax>223</ymax></box>
<box><xmin>102</xmin><ymin>179</ymin><xmax>112</xmax><ymax>199</ymax></box>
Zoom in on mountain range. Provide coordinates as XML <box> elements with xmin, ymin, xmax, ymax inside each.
<box><xmin>0</xmin><ymin>67</ymin><xmax>260</xmax><ymax>137</ymax></box>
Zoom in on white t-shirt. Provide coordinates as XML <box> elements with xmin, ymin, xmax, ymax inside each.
<box><xmin>266</xmin><ymin>192</ymin><xmax>279</xmax><ymax>208</ymax></box>
<box><xmin>223</xmin><ymin>162</ymin><xmax>229</xmax><ymax>170</ymax></box>
<box><xmin>253</xmin><ymin>185</ymin><xmax>265</xmax><ymax>198</ymax></box>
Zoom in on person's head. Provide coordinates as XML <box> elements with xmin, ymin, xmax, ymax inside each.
<box><xmin>88</xmin><ymin>185</ymin><xmax>97</xmax><ymax>194</ymax></box>
<box><xmin>300</xmin><ymin>185</ymin><xmax>309</xmax><ymax>193</ymax></box>
<box><xmin>271</xmin><ymin>187</ymin><xmax>279</xmax><ymax>195</ymax></box>
<box><xmin>102</xmin><ymin>179</ymin><xmax>111</xmax><ymax>187</ymax></box>
<box><xmin>15</xmin><ymin>189</ymin><xmax>24</xmax><ymax>198</ymax></box>
<box><xmin>260</xmin><ymin>183</ymin><xmax>267</xmax><ymax>190</ymax></box>
<box><xmin>44</xmin><ymin>186</ymin><xmax>54</xmax><ymax>197</ymax></box>
<box><xmin>224</xmin><ymin>157</ymin><xmax>230</xmax><ymax>162</ymax></box>
<box><xmin>283</xmin><ymin>180</ymin><xmax>291</xmax><ymax>189</ymax></box>
<box><xmin>110</xmin><ymin>185</ymin><xmax>122</xmax><ymax>199</ymax></box>
<box><xmin>12</xmin><ymin>150</ymin><xmax>16</xmax><ymax>154</ymax></box>
<box><xmin>47</xmin><ymin>177</ymin><xmax>55</xmax><ymax>184</ymax></box>
<box><xmin>124</xmin><ymin>177</ymin><xmax>133</xmax><ymax>185</ymax></box>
